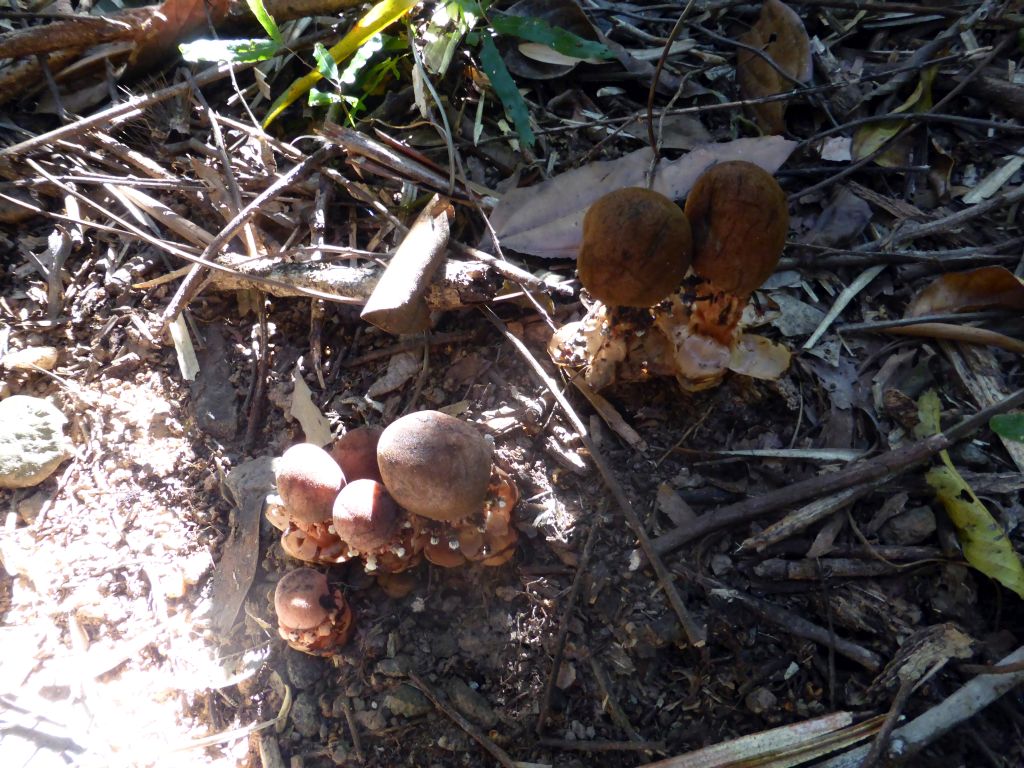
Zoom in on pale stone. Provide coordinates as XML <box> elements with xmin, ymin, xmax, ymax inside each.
<box><xmin>0</xmin><ymin>395</ymin><xmax>72</xmax><ymax>488</ymax></box>
<box><xmin>3</xmin><ymin>346</ymin><xmax>59</xmax><ymax>371</ymax></box>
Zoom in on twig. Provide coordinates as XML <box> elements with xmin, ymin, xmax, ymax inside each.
<box><xmin>159</xmin><ymin>144</ymin><xmax>338</xmax><ymax>333</ymax></box>
<box><xmin>588</xmin><ymin>654</ymin><xmax>645</xmax><ymax>742</ymax></box>
<box><xmin>0</xmin><ymin>62</ymin><xmax>255</xmax><ymax>163</ymax></box>
<box><xmin>482</xmin><ymin>307</ymin><xmax>707</xmax><ymax>648</ymax></box>
<box><xmin>536</xmin><ymin>513</ymin><xmax>603</xmax><ymax>736</ymax></box>
<box><xmin>407</xmin><ymin>671</ymin><xmax>517</xmax><ymax>768</ymax></box>
<box><xmin>816</xmin><ymin>645</ymin><xmax>1024</xmax><ymax>767</ymax></box>
<box><xmin>649</xmin><ymin>387</ymin><xmax>1024</xmax><ymax>556</ymax></box>
<box><xmin>338</xmin><ymin>697</ymin><xmax>364</xmax><ymax>764</ymax></box>
<box><xmin>678</xmin><ymin>565</ymin><xmax>883</xmax><ymax>672</ymax></box>
<box><xmin>539</xmin><ymin>738</ymin><xmax>667</xmax><ymax>753</ymax></box>
<box><xmin>880</xmin><ymin>322</ymin><xmax>1024</xmax><ymax>356</ymax></box>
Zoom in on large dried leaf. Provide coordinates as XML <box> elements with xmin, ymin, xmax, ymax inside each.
<box><xmin>491</xmin><ymin>136</ymin><xmax>797</xmax><ymax>259</ymax></box>
<box><xmin>907</xmin><ymin>266</ymin><xmax>1024</xmax><ymax>317</ymax></box>
<box><xmin>736</xmin><ymin>0</ymin><xmax>812</xmax><ymax>134</ymax></box>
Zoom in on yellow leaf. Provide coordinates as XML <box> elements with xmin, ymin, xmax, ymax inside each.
<box><xmin>262</xmin><ymin>0</ymin><xmax>420</xmax><ymax>127</ymax></box>
<box><xmin>927</xmin><ymin>458</ymin><xmax>1024</xmax><ymax>599</ymax></box>
<box><xmin>852</xmin><ymin>66</ymin><xmax>936</xmax><ymax>164</ymax></box>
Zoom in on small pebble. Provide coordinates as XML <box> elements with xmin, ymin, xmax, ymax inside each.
<box><xmin>447</xmin><ymin>678</ymin><xmax>497</xmax><ymax>728</ymax></box>
<box><xmin>384</xmin><ymin>684</ymin><xmax>432</xmax><ymax>718</ymax></box>
<box><xmin>745</xmin><ymin>686</ymin><xmax>777</xmax><ymax>715</ymax></box>
<box><xmin>2</xmin><ymin>346</ymin><xmax>58</xmax><ymax>371</ymax></box>
<box><xmin>290</xmin><ymin>691</ymin><xmax>320</xmax><ymax>738</ymax></box>
<box><xmin>284</xmin><ymin>648</ymin><xmax>327</xmax><ymax>690</ymax></box>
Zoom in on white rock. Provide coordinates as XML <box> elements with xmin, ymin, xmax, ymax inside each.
<box><xmin>2</xmin><ymin>346</ymin><xmax>59</xmax><ymax>371</ymax></box>
<box><xmin>0</xmin><ymin>395</ymin><xmax>72</xmax><ymax>488</ymax></box>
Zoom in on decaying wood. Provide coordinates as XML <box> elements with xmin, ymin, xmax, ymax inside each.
<box><xmin>361</xmin><ymin>195</ymin><xmax>454</xmax><ymax>334</ymax></box>
<box><xmin>205</xmin><ymin>254</ymin><xmax>504</xmax><ymax>310</ymax></box>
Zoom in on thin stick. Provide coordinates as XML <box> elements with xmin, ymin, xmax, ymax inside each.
<box><xmin>539</xmin><ymin>738</ymin><xmax>667</xmax><ymax>753</ymax></box>
<box><xmin>678</xmin><ymin>565</ymin><xmax>883</xmax><ymax>672</ymax></box>
<box><xmin>482</xmin><ymin>308</ymin><xmax>706</xmax><ymax>648</ymax></box>
<box><xmin>649</xmin><ymin>387</ymin><xmax>1024</xmax><ymax>556</ymax></box>
<box><xmin>159</xmin><ymin>144</ymin><xmax>338</xmax><ymax>332</ymax></box>
<box><xmin>407</xmin><ymin>672</ymin><xmax>517</xmax><ymax>768</ymax></box>
<box><xmin>536</xmin><ymin>514</ymin><xmax>603</xmax><ymax>736</ymax></box>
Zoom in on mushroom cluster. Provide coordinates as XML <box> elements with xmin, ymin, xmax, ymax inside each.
<box><xmin>550</xmin><ymin>160</ymin><xmax>791</xmax><ymax>391</ymax></box>
<box><xmin>269</xmin><ymin>412</ymin><xmax>519</xmax><ymax>571</ymax></box>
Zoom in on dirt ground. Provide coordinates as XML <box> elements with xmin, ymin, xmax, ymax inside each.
<box><xmin>2</xmin><ymin>2</ymin><xmax>1024</xmax><ymax>768</ymax></box>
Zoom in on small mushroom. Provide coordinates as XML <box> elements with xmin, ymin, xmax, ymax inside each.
<box><xmin>378</xmin><ymin>411</ymin><xmax>519</xmax><ymax>568</ymax></box>
<box><xmin>273</xmin><ymin>443</ymin><xmax>347</xmax><ymax>564</ymax></box>
<box><xmin>329</xmin><ymin>426</ymin><xmax>384</xmax><ymax>483</ymax></box>
<box><xmin>332</xmin><ymin>479</ymin><xmax>420</xmax><ymax>573</ymax></box>
<box><xmin>275</xmin><ymin>443</ymin><xmax>346</xmax><ymax>526</ymax></box>
<box><xmin>577</xmin><ymin>187</ymin><xmax>693</xmax><ymax>308</ymax></box>
<box><xmin>274</xmin><ymin>568</ymin><xmax>354</xmax><ymax>655</ymax></box>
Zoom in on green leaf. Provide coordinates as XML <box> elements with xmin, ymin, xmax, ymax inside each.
<box><xmin>478</xmin><ymin>35</ymin><xmax>534</xmax><ymax>150</ymax></box>
<box><xmin>914</xmin><ymin>388</ymin><xmax>942</xmax><ymax>439</ymax></box>
<box><xmin>928</xmin><ymin>458</ymin><xmax>1024</xmax><ymax>598</ymax></box>
<box><xmin>179</xmin><ymin>38</ymin><xmax>281</xmax><ymax>63</ymax></box>
<box><xmin>338</xmin><ymin>33</ymin><xmax>385</xmax><ymax>85</ymax></box>
<box><xmin>313</xmin><ymin>42</ymin><xmax>340</xmax><ymax>82</ymax></box>
<box><xmin>991</xmin><ymin>413</ymin><xmax>1024</xmax><ymax>443</ymax></box>
<box><xmin>263</xmin><ymin>0</ymin><xmax>420</xmax><ymax>128</ymax></box>
<box><xmin>246</xmin><ymin>0</ymin><xmax>283</xmax><ymax>44</ymax></box>
<box><xmin>308</xmin><ymin>88</ymin><xmax>343</xmax><ymax>106</ymax></box>
<box><xmin>490</xmin><ymin>14</ymin><xmax>615</xmax><ymax>60</ymax></box>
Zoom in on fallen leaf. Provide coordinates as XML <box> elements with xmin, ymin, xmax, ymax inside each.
<box><xmin>907</xmin><ymin>266</ymin><xmax>1024</xmax><ymax>317</ymax></box>
<box><xmin>491</xmin><ymin>136</ymin><xmax>797</xmax><ymax>259</ymax></box>
<box><xmin>728</xmin><ymin>333</ymin><xmax>791</xmax><ymax>380</ymax></box>
<box><xmin>290</xmin><ymin>363</ymin><xmax>332</xmax><ymax>447</ymax></box>
<box><xmin>852</xmin><ymin>67</ymin><xmax>936</xmax><ymax>165</ymax></box>
<box><xmin>928</xmin><ymin>461</ymin><xmax>1024</xmax><ymax>599</ymax></box>
<box><xmin>918</xmin><ymin>391</ymin><xmax>1024</xmax><ymax>600</ymax></box>
<box><xmin>990</xmin><ymin>413</ymin><xmax>1024</xmax><ymax>443</ymax></box>
<box><xmin>736</xmin><ymin>0</ymin><xmax>812</xmax><ymax>134</ymax></box>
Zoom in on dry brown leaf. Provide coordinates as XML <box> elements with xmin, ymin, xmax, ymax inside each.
<box><xmin>736</xmin><ymin>0</ymin><xmax>812</xmax><ymax>134</ymax></box>
<box><xmin>907</xmin><ymin>266</ymin><xmax>1024</xmax><ymax>317</ymax></box>
<box><xmin>491</xmin><ymin>136</ymin><xmax>797</xmax><ymax>259</ymax></box>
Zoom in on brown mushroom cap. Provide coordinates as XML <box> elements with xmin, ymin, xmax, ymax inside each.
<box><xmin>329</xmin><ymin>426</ymin><xmax>384</xmax><ymax>483</ymax></box>
<box><xmin>332</xmin><ymin>479</ymin><xmax>401</xmax><ymax>552</ymax></box>
<box><xmin>578</xmin><ymin>187</ymin><xmax>693</xmax><ymax>307</ymax></box>
<box><xmin>275</xmin><ymin>443</ymin><xmax>345</xmax><ymax>526</ymax></box>
<box><xmin>274</xmin><ymin>568</ymin><xmax>331</xmax><ymax>630</ymax></box>
<box><xmin>683</xmin><ymin>161</ymin><xmax>788</xmax><ymax>297</ymax></box>
<box><xmin>377</xmin><ymin>411</ymin><xmax>493</xmax><ymax>522</ymax></box>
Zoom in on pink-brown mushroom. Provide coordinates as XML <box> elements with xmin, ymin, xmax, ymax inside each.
<box><xmin>273</xmin><ymin>443</ymin><xmax>347</xmax><ymax>564</ymax></box>
<box><xmin>332</xmin><ymin>479</ymin><xmax>420</xmax><ymax>574</ymax></box>
<box><xmin>378</xmin><ymin>411</ymin><xmax>519</xmax><ymax>568</ymax></box>
<box><xmin>329</xmin><ymin>426</ymin><xmax>384</xmax><ymax>483</ymax></box>
<box><xmin>274</xmin><ymin>568</ymin><xmax>354</xmax><ymax>655</ymax></box>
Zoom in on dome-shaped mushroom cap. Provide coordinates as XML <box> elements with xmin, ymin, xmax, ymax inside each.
<box><xmin>275</xmin><ymin>443</ymin><xmax>345</xmax><ymax>525</ymax></box>
<box><xmin>377</xmin><ymin>411</ymin><xmax>493</xmax><ymax>522</ymax></box>
<box><xmin>578</xmin><ymin>187</ymin><xmax>692</xmax><ymax>308</ymax></box>
<box><xmin>274</xmin><ymin>568</ymin><xmax>331</xmax><ymax>630</ymax></box>
<box><xmin>329</xmin><ymin>426</ymin><xmax>383</xmax><ymax>483</ymax></box>
<box><xmin>332</xmin><ymin>479</ymin><xmax>400</xmax><ymax>552</ymax></box>
<box><xmin>683</xmin><ymin>161</ymin><xmax>788</xmax><ymax>297</ymax></box>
